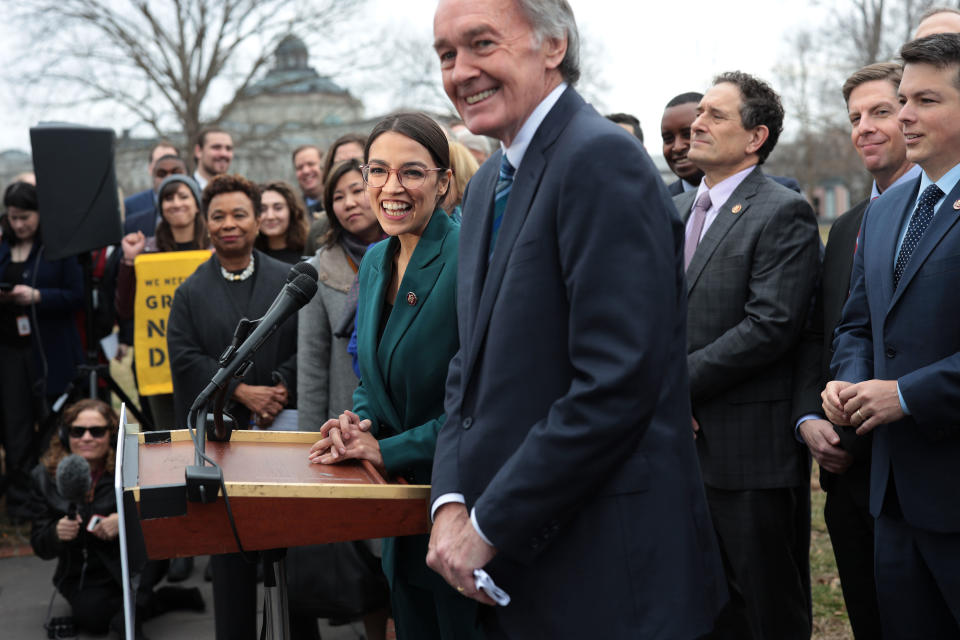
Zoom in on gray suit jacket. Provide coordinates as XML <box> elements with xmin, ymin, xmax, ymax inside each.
<box><xmin>676</xmin><ymin>165</ymin><xmax>820</xmax><ymax>490</ymax></box>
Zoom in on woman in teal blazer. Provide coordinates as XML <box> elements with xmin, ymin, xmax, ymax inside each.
<box><xmin>309</xmin><ymin>113</ymin><xmax>482</xmax><ymax>640</ymax></box>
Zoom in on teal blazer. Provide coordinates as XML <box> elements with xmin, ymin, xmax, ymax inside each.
<box><xmin>352</xmin><ymin>209</ymin><xmax>459</xmax><ymax>588</ymax></box>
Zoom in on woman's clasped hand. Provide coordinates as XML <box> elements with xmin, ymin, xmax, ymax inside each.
<box><xmin>308</xmin><ymin>410</ymin><xmax>383</xmax><ymax>473</ymax></box>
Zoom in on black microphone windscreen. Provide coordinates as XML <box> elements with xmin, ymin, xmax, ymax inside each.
<box><xmin>288</xmin><ymin>273</ymin><xmax>319</xmax><ymax>305</ymax></box>
<box><xmin>290</xmin><ymin>260</ymin><xmax>319</xmax><ymax>282</ymax></box>
<box><xmin>56</xmin><ymin>454</ymin><xmax>91</xmax><ymax>505</ymax></box>
<box><xmin>289</xmin><ymin>261</ymin><xmax>318</xmax><ymax>283</ymax></box>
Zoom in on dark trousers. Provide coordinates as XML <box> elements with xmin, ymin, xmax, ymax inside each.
<box><xmin>824</xmin><ymin>470</ymin><xmax>881</xmax><ymax>639</ymax></box>
<box><xmin>390</xmin><ymin>573</ymin><xmax>483</xmax><ymax>640</ymax></box>
<box><xmin>0</xmin><ymin>343</ymin><xmax>37</xmax><ymax>517</ymax></box>
<box><xmin>705</xmin><ymin>486</ymin><xmax>811</xmax><ymax>640</ymax></box>
<box><xmin>875</xmin><ymin>510</ymin><xmax>960</xmax><ymax>638</ymax></box>
<box><xmin>67</xmin><ymin>582</ymin><xmax>123</xmax><ymax>633</ymax></box>
<box><xmin>211</xmin><ymin>553</ymin><xmax>258</xmax><ymax>640</ymax></box>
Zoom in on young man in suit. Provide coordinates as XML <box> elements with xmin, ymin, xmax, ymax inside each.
<box><xmin>426</xmin><ymin>0</ymin><xmax>727</xmax><ymax>637</ymax></box>
<box><xmin>662</xmin><ymin>92</ymin><xmax>705</xmax><ymax>196</ymax></box>
<box><xmin>793</xmin><ymin>61</ymin><xmax>917</xmax><ymax>639</ymax></box>
<box><xmin>677</xmin><ymin>71</ymin><xmax>821</xmax><ymax>639</ymax></box>
<box><xmin>825</xmin><ymin>33</ymin><xmax>960</xmax><ymax>636</ymax></box>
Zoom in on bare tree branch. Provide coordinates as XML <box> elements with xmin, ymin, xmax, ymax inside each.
<box><xmin>10</xmin><ymin>0</ymin><xmax>366</xmax><ymax>147</ymax></box>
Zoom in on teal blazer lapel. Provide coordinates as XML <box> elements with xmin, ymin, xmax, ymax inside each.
<box><xmin>377</xmin><ymin>210</ymin><xmax>450</xmax><ymax>380</ymax></box>
<box><xmin>890</xmin><ymin>179</ymin><xmax>960</xmax><ymax>310</ymax></box>
<box><xmin>686</xmin><ymin>167</ymin><xmax>764</xmax><ymax>293</ymax></box>
<box><xmin>356</xmin><ymin>241</ymin><xmax>403</xmax><ymax>431</ymax></box>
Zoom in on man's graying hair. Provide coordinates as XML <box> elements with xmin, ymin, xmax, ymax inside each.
<box><xmin>713</xmin><ymin>71</ymin><xmax>784</xmax><ymax>165</ymax></box>
<box><xmin>516</xmin><ymin>0</ymin><xmax>580</xmax><ymax>85</ymax></box>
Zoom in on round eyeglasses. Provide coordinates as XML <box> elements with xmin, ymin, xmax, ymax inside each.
<box><xmin>360</xmin><ymin>164</ymin><xmax>445</xmax><ymax>189</ymax></box>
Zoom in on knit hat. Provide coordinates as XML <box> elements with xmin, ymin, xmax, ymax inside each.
<box><xmin>154</xmin><ymin>174</ymin><xmax>203</xmax><ymax>214</ymax></box>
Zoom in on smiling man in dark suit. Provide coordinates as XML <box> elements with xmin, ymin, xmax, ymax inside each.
<box><xmin>677</xmin><ymin>71</ymin><xmax>821</xmax><ymax>639</ymax></box>
<box><xmin>793</xmin><ymin>61</ymin><xmax>917</xmax><ymax>639</ymax></box>
<box><xmin>825</xmin><ymin>33</ymin><xmax>960</xmax><ymax>636</ymax></box>
<box><xmin>426</xmin><ymin>0</ymin><xmax>727</xmax><ymax>637</ymax></box>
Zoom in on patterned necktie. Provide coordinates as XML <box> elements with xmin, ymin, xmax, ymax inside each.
<box><xmin>684</xmin><ymin>191</ymin><xmax>712</xmax><ymax>270</ymax></box>
<box><xmin>894</xmin><ymin>183</ymin><xmax>943</xmax><ymax>287</ymax></box>
<box><xmin>489</xmin><ymin>155</ymin><xmax>516</xmax><ymax>259</ymax></box>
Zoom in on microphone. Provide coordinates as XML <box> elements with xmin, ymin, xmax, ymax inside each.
<box><xmin>219</xmin><ymin>262</ymin><xmax>318</xmax><ymax>368</ymax></box>
<box><xmin>289</xmin><ymin>260</ymin><xmax>317</xmax><ymax>281</ymax></box>
<box><xmin>210</xmin><ymin>271</ymin><xmax>317</xmax><ymax>389</ymax></box>
<box><xmin>56</xmin><ymin>454</ymin><xmax>91</xmax><ymax>519</ymax></box>
<box><xmin>186</xmin><ymin>269</ymin><xmax>318</xmax><ymax>502</ymax></box>
<box><xmin>265</xmin><ymin>261</ymin><xmax>317</xmax><ymax>316</ymax></box>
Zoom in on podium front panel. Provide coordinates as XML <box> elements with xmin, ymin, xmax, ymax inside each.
<box><xmin>123</xmin><ymin>429</ymin><xmax>431</xmax><ymax>559</ymax></box>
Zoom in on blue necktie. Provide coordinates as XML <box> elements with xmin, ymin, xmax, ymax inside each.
<box><xmin>489</xmin><ymin>155</ymin><xmax>516</xmax><ymax>258</ymax></box>
<box><xmin>894</xmin><ymin>183</ymin><xmax>943</xmax><ymax>287</ymax></box>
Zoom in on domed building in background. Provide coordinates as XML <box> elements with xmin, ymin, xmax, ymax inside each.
<box><xmin>227</xmin><ymin>35</ymin><xmax>363</xmax><ymax>134</ymax></box>
<box><xmin>112</xmin><ymin>34</ymin><xmax>377</xmax><ymax>196</ymax></box>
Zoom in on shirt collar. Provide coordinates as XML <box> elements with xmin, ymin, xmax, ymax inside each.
<box><xmin>871</xmin><ymin>164</ymin><xmax>921</xmax><ymax>199</ymax></box>
<box><xmin>682</xmin><ymin>178</ymin><xmax>700</xmax><ymax>192</ymax></box>
<box><xmin>502</xmin><ymin>82</ymin><xmax>568</xmax><ymax>170</ymax></box>
<box><xmin>916</xmin><ymin>162</ymin><xmax>960</xmax><ymax>205</ymax></box>
<box><xmin>694</xmin><ymin>164</ymin><xmax>756</xmax><ymax>211</ymax></box>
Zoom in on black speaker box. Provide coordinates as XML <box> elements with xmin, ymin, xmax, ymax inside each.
<box><xmin>29</xmin><ymin>124</ymin><xmax>122</xmax><ymax>260</ymax></box>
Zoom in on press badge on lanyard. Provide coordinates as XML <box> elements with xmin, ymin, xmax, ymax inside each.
<box><xmin>16</xmin><ymin>315</ymin><xmax>31</xmax><ymax>336</ymax></box>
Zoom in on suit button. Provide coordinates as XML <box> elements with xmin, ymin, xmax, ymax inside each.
<box><xmin>462</xmin><ymin>417</ymin><xmax>473</xmax><ymax>430</ymax></box>
<box><xmin>885</xmin><ymin>347</ymin><xmax>896</xmax><ymax>358</ymax></box>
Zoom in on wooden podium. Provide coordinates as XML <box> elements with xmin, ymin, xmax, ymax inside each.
<box><xmin>119</xmin><ymin>422</ymin><xmax>431</xmax><ymax>559</ymax></box>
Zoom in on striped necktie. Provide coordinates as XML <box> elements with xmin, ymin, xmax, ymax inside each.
<box><xmin>489</xmin><ymin>155</ymin><xmax>516</xmax><ymax>258</ymax></box>
<box><xmin>894</xmin><ymin>183</ymin><xmax>942</xmax><ymax>287</ymax></box>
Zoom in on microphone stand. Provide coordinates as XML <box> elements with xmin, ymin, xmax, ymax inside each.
<box><xmin>185</xmin><ymin>316</ymin><xmax>255</xmax><ymax>503</ymax></box>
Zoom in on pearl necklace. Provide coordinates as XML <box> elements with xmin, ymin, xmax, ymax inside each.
<box><xmin>220</xmin><ymin>254</ymin><xmax>255</xmax><ymax>282</ymax></box>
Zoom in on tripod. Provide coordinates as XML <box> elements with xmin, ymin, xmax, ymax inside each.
<box><xmin>57</xmin><ymin>250</ymin><xmax>151</xmax><ymax>427</ymax></box>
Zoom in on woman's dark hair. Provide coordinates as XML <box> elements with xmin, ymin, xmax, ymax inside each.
<box><xmin>322</xmin><ymin>133</ymin><xmax>367</xmax><ymax>183</ymax></box>
<box><xmin>255</xmin><ymin>181</ymin><xmax>309</xmax><ymax>253</ymax></box>
<box><xmin>4</xmin><ymin>180</ymin><xmax>38</xmax><ymax>210</ymax></box>
<box><xmin>320</xmin><ymin>159</ymin><xmax>369</xmax><ymax>248</ymax></box>
<box><xmin>364</xmin><ymin>113</ymin><xmax>452</xmax><ymax>211</ymax></box>
<box><xmin>364</xmin><ymin>113</ymin><xmax>451</xmax><ymax>170</ymax></box>
<box><xmin>156</xmin><ymin>177</ymin><xmax>208</xmax><ymax>252</ymax></box>
<box><xmin>202</xmin><ymin>174</ymin><xmax>262</xmax><ymax>218</ymax></box>
<box><xmin>1</xmin><ymin>181</ymin><xmax>41</xmax><ymax>243</ymax></box>
<box><xmin>41</xmin><ymin>398</ymin><xmax>119</xmax><ymax>477</ymax></box>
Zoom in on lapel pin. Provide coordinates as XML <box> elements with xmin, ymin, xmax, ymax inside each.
<box><xmin>731</xmin><ymin>203</ymin><xmax>742</xmax><ymax>214</ymax></box>
<box><xmin>953</xmin><ymin>199</ymin><xmax>960</xmax><ymax>210</ymax></box>
<box><xmin>406</xmin><ymin>292</ymin><xmax>418</xmax><ymax>306</ymax></box>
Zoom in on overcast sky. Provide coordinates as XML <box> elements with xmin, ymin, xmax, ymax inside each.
<box><xmin>0</xmin><ymin>0</ymin><xmax>830</xmax><ymax>158</ymax></box>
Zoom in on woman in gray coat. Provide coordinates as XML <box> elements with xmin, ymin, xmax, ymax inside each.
<box><xmin>297</xmin><ymin>158</ymin><xmax>383</xmax><ymax>427</ymax></box>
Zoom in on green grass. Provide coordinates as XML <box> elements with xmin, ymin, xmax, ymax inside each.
<box><xmin>810</xmin><ymin>465</ymin><xmax>853</xmax><ymax>640</ymax></box>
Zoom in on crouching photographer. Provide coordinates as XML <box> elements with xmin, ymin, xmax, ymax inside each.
<box><xmin>28</xmin><ymin>399</ymin><xmax>204</xmax><ymax>636</ymax></box>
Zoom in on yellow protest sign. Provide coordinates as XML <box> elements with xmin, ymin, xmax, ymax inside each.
<box><xmin>133</xmin><ymin>251</ymin><xmax>210</xmax><ymax>396</ymax></box>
